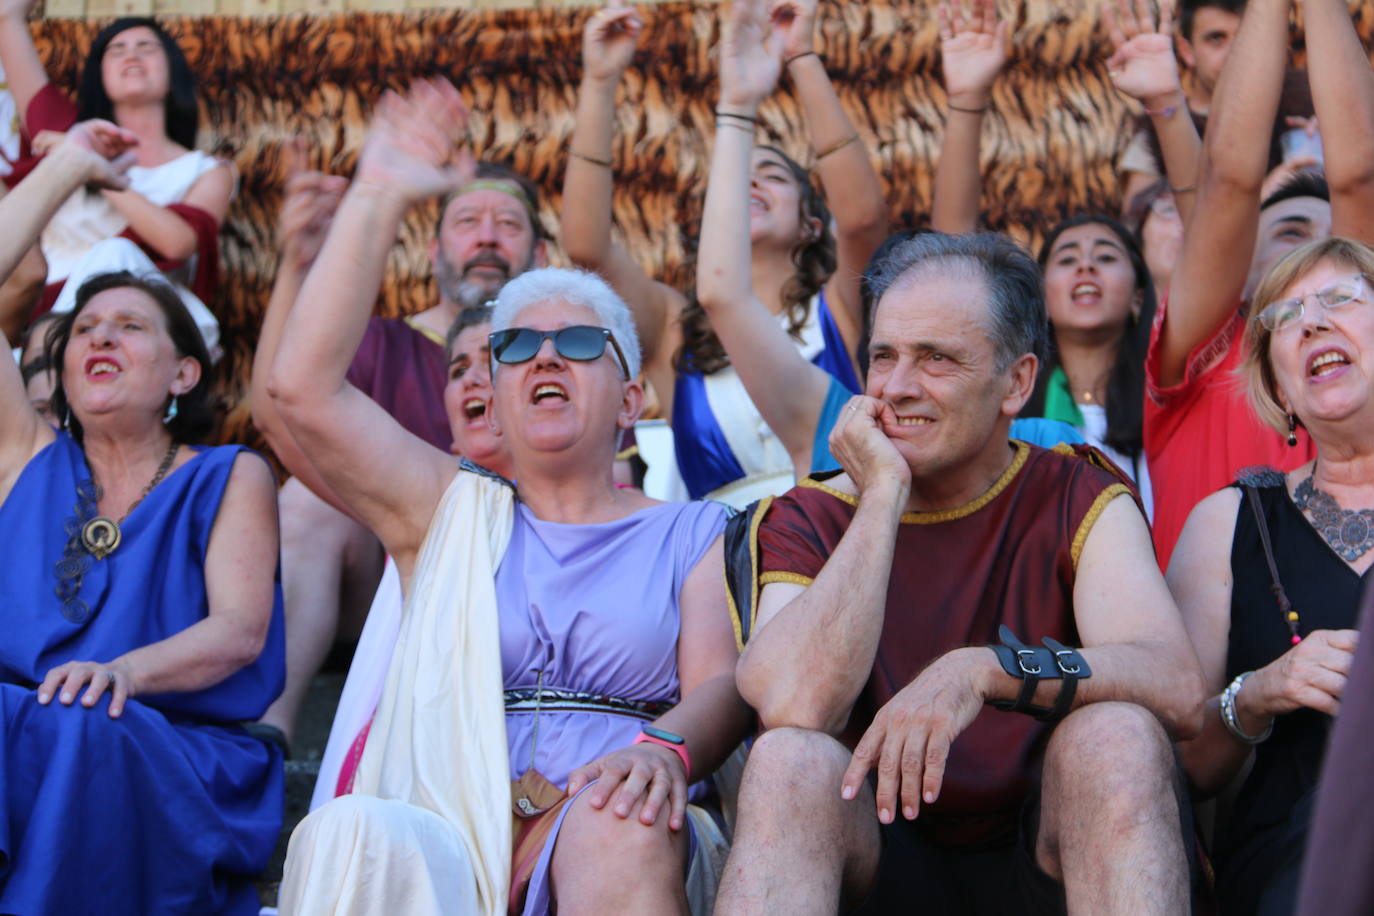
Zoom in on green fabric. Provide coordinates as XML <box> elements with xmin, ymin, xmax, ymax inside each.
<box><xmin>1042</xmin><ymin>366</ymin><xmax>1085</xmax><ymax>428</ymax></box>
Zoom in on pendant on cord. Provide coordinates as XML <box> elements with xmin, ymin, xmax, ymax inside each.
<box><xmin>81</xmin><ymin>516</ymin><xmax>122</xmax><ymax>559</ymax></box>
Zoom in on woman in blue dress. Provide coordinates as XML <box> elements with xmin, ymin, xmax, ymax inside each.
<box><xmin>0</xmin><ymin>123</ymin><xmax>284</xmax><ymax>915</ymax></box>
<box><xmin>561</xmin><ymin>0</ymin><xmax>886</xmax><ymax>507</ymax></box>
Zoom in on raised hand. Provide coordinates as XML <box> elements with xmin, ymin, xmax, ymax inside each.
<box><xmin>60</xmin><ymin>119</ymin><xmax>140</xmax><ymax>190</ymax></box>
<box><xmin>1104</xmin><ymin>0</ymin><xmax>1184</xmax><ymax>107</ymax></box>
<box><xmin>828</xmin><ymin>395</ymin><xmax>913</xmax><ymax>499</ymax></box>
<box><xmin>839</xmin><ymin>648</ymin><xmax>987</xmax><ymax>822</ymax></box>
<box><xmin>1246</xmin><ymin>629</ymin><xmax>1358</xmax><ymax>721</ymax></box>
<box><xmin>771</xmin><ymin>0</ymin><xmax>819</xmax><ymax>61</ymax></box>
<box><xmin>353</xmin><ymin>79</ymin><xmax>475</xmax><ymax>206</ymax></box>
<box><xmin>937</xmin><ymin>0</ymin><xmax>1010</xmax><ymax>109</ymax></box>
<box><xmin>278</xmin><ymin>138</ymin><xmax>347</xmax><ymax>273</ymax></box>
<box><xmin>566</xmin><ymin>741</ymin><xmax>689</xmax><ymax>831</ymax></box>
<box><xmin>582</xmin><ymin>0</ymin><xmax>644</xmax><ymax>84</ymax></box>
<box><xmin>719</xmin><ymin>0</ymin><xmax>787</xmax><ymax>112</ymax></box>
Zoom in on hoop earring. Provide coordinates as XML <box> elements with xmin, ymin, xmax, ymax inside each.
<box><xmin>1287</xmin><ymin>413</ymin><xmax>1298</xmax><ymax>447</ymax></box>
<box><xmin>164</xmin><ymin>396</ymin><xmax>179</xmax><ymax>426</ymax></box>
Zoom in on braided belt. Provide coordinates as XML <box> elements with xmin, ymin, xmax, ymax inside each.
<box><xmin>503</xmin><ymin>686</ymin><xmax>673</xmax><ymax>722</ymax></box>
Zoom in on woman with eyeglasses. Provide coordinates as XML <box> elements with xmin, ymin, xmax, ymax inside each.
<box><xmin>561</xmin><ymin>0</ymin><xmax>886</xmax><ymax>507</ymax></box>
<box><xmin>271</xmin><ymin>82</ymin><xmax>749</xmax><ymax>916</ymax></box>
<box><xmin>0</xmin><ymin>5</ymin><xmax>233</xmax><ymax>349</ymax></box>
<box><xmin>1169</xmin><ymin>236</ymin><xmax>1372</xmax><ymax>915</ymax></box>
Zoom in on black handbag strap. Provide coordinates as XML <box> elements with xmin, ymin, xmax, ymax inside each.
<box><xmin>1244</xmin><ymin>485</ymin><xmax>1295</xmax><ymax>618</ymax></box>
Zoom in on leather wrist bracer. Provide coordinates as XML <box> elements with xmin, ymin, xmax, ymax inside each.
<box><xmin>986</xmin><ymin>625</ymin><xmax>1092</xmax><ymax>721</ymax></box>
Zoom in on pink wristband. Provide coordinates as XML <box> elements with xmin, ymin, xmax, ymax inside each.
<box><xmin>633</xmin><ymin>729</ymin><xmax>692</xmax><ymax>782</ymax></box>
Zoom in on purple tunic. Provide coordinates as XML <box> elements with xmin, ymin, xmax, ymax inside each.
<box><xmin>494</xmin><ymin>498</ymin><xmax>728</xmax><ymax>915</ymax></box>
<box><xmin>345</xmin><ymin>316</ymin><xmax>451</xmax><ymax>451</ymax></box>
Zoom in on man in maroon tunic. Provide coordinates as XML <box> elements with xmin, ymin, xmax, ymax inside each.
<box><xmin>715</xmin><ymin>233</ymin><xmax>1206</xmax><ymax>914</ymax></box>
<box><xmin>257</xmin><ymin>163</ymin><xmax>547</xmax><ymax>744</ymax></box>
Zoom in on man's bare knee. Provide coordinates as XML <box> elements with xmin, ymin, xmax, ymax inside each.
<box><xmin>739</xmin><ymin>726</ymin><xmax>854</xmax><ymax>806</ymax></box>
<box><xmin>1039</xmin><ymin>702</ymin><xmax>1179</xmax><ymax>871</ymax></box>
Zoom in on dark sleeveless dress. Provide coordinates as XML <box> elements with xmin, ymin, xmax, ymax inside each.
<box><xmin>1218</xmin><ymin>469</ymin><xmax>1366</xmax><ymax>916</ymax></box>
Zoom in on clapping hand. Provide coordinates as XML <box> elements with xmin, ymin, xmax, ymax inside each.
<box><xmin>937</xmin><ymin>0</ymin><xmax>1010</xmax><ymax>110</ymax></box>
<box><xmin>353</xmin><ymin>80</ymin><xmax>475</xmax><ymax>206</ymax></box>
<box><xmin>278</xmin><ymin>138</ymin><xmax>347</xmax><ymax>273</ymax></box>
<box><xmin>719</xmin><ymin>0</ymin><xmax>787</xmax><ymax>113</ymax></box>
<box><xmin>1104</xmin><ymin>0</ymin><xmax>1184</xmax><ymax>109</ymax></box>
<box><xmin>582</xmin><ymin>0</ymin><xmax>643</xmax><ymax>84</ymax></box>
<box><xmin>57</xmin><ymin>120</ymin><xmax>139</xmax><ymax>191</ymax></box>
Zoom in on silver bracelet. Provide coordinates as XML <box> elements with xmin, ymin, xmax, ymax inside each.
<box><xmin>1219</xmin><ymin>672</ymin><xmax>1273</xmax><ymax>744</ymax></box>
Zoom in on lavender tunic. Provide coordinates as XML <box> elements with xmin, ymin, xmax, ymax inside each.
<box><xmin>495</xmin><ymin>498</ymin><xmax>728</xmax><ymax>915</ymax></box>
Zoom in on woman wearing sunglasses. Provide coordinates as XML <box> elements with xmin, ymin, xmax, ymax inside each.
<box><xmin>271</xmin><ymin>81</ymin><xmax>749</xmax><ymax>916</ymax></box>
<box><xmin>561</xmin><ymin>0</ymin><xmax>885</xmax><ymax>507</ymax></box>
<box><xmin>1169</xmin><ymin>236</ymin><xmax>1373</xmax><ymax>915</ymax></box>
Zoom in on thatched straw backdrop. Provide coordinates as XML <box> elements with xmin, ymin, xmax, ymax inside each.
<box><xmin>24</xmin><ymin>1</ymin><xmax>1370</xmax><ymax>448</ymax></box>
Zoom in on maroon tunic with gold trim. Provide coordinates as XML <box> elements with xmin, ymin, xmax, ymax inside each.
<box><xmin>750</xmin><ymin>441</ymin><xmax>1132</xmax><ymax>846</ymax></box>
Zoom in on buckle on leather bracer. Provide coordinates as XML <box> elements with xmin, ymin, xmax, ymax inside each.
<box><xmin>987</xmin><ymin>625</ymin><xmax>1092</xmax><ymax>721</ymax></box>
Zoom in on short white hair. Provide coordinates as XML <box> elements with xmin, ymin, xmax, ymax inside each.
<box><xmin>489</xmin><ymin>267</ymin><xmax>642</xmax><ymax>379</ymax></box>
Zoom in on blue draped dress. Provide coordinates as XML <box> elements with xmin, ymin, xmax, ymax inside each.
<box><xmin>0</xmin><ymin>431</ymin><xmax>285</xmax><ymax>915</ymax></box>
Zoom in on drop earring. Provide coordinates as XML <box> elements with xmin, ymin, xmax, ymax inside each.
<box><xmin>1287</xmin><ymin>413</ymin><xmax>1298</xmax><ymax>447</ymax></box>
<box><xmin>164</xmin><ymin>396</ymin><xmax>179</xmax><ymax>425</ymax></box>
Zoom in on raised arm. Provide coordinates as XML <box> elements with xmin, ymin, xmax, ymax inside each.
<box><xmin>1105</xmin><ymin>0</ymin><xmax>1202</xmax><ymax>230</ymax></box>
<box><xmin>0</xmin><ymin>121</ymin><xmax>136</xmax><ymax>498</ymax></box>
<box><xmin>560</xmin><ymin>1</ymin><xmax>685</xmax><ymax>388</ymax></box>
<box><xmin>1305</xmin><ymin>0</ymin><xmax>1374</xmax><ymax>243</ymax></box>
<box><xmin>249</xmin><ymin>143</ymin><xmax>352</xmax><ymax>513</ymax></box>
<box><xmin>775</xmin><ymin>0</ymin><xmax>886</xmax><ymax>343</ymax></box>
<box><xmin>0</xmin><ymin>0</ymin><xmax>48</xmax><ymax>124</ymax></box>
<box><xmin>1156</xmin><ymin>0</ymin><xmax>1287</xmax><ymax>387</ymax></box>
<box><xmin>695</xmin><ymin>0</ymin><xmax>832</xmax><ymax>474</ymax></box>
<box><xmin>735</xmin><ymin>395</ymin><xmax>912</xmax><ymax>733</ymax></box>
<box><xmin>266</xmin><ymin>81</ymin><xmax>468</xmax><ymax>570</ymax></box>
<box><xmin>37</xmin><ymin>452</ymin><xmax>281</xmax><ymax>717</ymax></box>
<box><xmin>930</xmin><ymin>0</ymin><xmax>1008</xmax><ymax>235</ymax></box>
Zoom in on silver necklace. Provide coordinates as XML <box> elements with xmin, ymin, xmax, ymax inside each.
<box><xmin>1292</xmin><ymin>472</ymin><xmax>1374</xmax><ymax>562</ymax></box>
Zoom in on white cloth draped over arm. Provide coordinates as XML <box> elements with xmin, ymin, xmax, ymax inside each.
<box><xmin>281</xmin><ymin>470</ymin><xmax>515</xmax><ymax>916</ymax></box>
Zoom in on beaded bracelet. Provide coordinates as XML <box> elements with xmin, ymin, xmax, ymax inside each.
<box><xmin>1219</xmin><ymin>672</ymin><xmax>1273</xmax><ymax>744</ymax></box>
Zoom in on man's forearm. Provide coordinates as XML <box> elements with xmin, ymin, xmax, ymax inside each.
<box><xmin>737</xmin><ymin>485</ymin><xmax>907</xmax><ymax>734</ymax></box>
<box><xmin>0</xmin><ymin>147</ymin><xmax>90</xmax><ymax>281</ymax></box>
<box><xmin>973</xmin><ymin>639</ymin><xmax>1205</xmax><ymax>739</ymax></box>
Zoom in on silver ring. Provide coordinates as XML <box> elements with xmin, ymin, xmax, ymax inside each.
<box><xmin>106</xmin><ymin>671</ymin><xmax>116</xmax><ymax>686</ymax></box>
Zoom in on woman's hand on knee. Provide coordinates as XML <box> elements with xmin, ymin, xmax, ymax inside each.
<box><xmin>36</xmin><ymin>658</ymin><xmax>137</xmax><ymax>717</ymax></box>
<box><xmin>567</xmin><ymin>744</ymin><xmax>689</xmax><ymax>831</ymax></box>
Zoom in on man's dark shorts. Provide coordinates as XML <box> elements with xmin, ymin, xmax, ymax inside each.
<box><xmin>851</xmin><ymin>766</ymin><xmax>1203</xmax><ymax>915</ymax></box>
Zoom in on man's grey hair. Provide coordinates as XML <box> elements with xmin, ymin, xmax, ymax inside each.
<box><xmin>490</xmin><ymin>267</ymin><xmax>642</xmax><ymax>380</ymax></box>
<box><xmin>866</xmin><ymin>232</ymin><xmax>1049</xmax><ymax>371</ymax></box>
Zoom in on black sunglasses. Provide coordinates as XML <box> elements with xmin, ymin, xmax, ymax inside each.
<box><xmin>488</xmin><ymin>325</ymin><xmax>630</xmax><ymax>379</ymax></box>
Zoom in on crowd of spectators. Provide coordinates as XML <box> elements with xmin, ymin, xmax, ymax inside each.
<box><xmin>2</xmin><ymin>0</ymin><xmax>1373</xmax><ymax>913</ymax></box>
